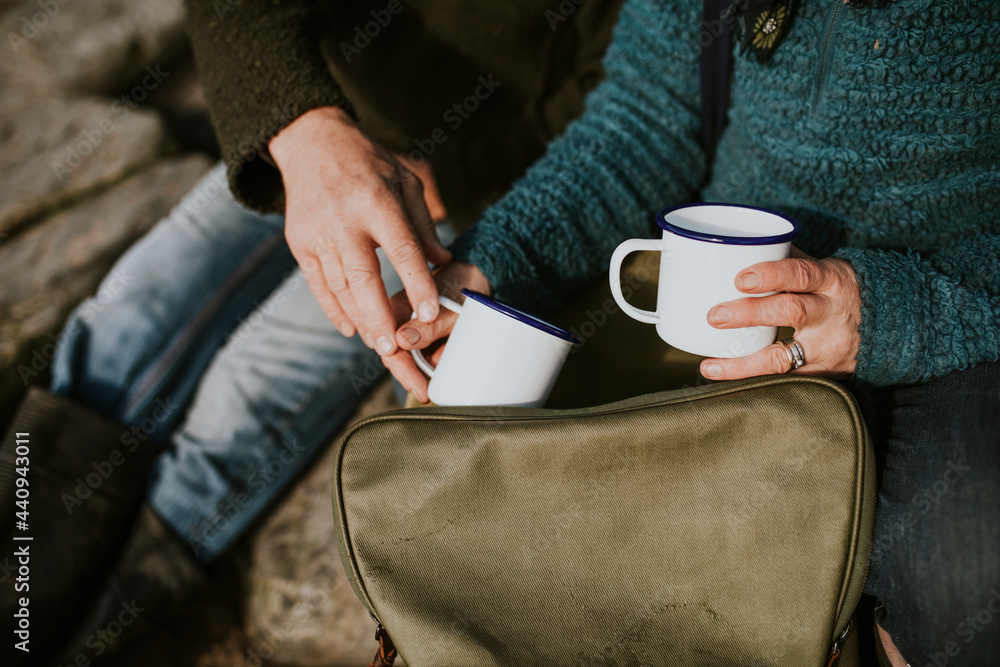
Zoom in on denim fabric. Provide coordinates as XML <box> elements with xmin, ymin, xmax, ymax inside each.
<box><xmin>52</xmin><ymin>163</ymin><xmax>453</xmax><ymax>561</ymax></box>
<box><xmin>856</xmin><ymin>361</ymin><xmax>1000</xmax><ymax>666</ymax></box>
<box><xmin>51</xmin><ymin>164</ymin><xmax>294</xmax><ymax>433</ymax></box>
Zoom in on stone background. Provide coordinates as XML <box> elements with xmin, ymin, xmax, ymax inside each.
<box><xmin>0</xmin><ymin>1</ymin><xmax>387</xmax><ymax>664</ymax></box>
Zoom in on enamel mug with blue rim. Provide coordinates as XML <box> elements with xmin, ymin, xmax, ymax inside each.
<box><xmin>609</xmin><ymin>203</ymin><xmax>801</xmax><ymax>359</ymax></box>
<box><xmin>411</xmin><ymin>289</ymin><xmax>581</xmax><ymax>407</ymax></box>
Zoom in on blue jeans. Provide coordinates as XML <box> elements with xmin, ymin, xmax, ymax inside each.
<box><xmin>856</xmin><ymin>361</ymin><xmax>1000</xmax><ymax>666</ymax></box>
<box><xmin>51</xmin><ymin>163</ymin><xmax>450</xmax><ymax>562</ymax></box>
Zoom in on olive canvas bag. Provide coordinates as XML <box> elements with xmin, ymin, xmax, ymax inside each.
<box><xmin>333</xmin><ymin>375</ymin><xmax>875</xmax><ymax>666</ymax></box>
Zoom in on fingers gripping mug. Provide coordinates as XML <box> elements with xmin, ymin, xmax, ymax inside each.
<box><xmin>609</xmin><ymin>203</ymin><xmax>801</xmax><ymax>359</ymax></box>
<box><xmin>411</xmin><ymin>289</ymin><xmax>581</xmax><ymax>407</ymax></box>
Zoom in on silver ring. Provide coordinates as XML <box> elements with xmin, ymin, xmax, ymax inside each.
<box><xmin>777</xmin><ymin>337</ymin><xmax>806</xmax><ymax>371</ymax></box>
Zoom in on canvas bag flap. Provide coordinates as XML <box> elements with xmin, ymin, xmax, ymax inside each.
<box><xmin>335</xmin><ymin>375</ymin><xmax>875</xmax><ymax>666</ymax></box>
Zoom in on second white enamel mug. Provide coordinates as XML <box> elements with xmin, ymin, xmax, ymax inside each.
<box><xmin>609</xmin><ymin>203</ymin><xmax>801</xmax><ymax>359</ymax></box>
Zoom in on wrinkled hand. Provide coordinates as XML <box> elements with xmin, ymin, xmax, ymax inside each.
<box><xmin>269</xmin><ymin>106</ymin><xmax>451</xmax><ymax>355</ymax></box>
<box><xmin>699</xmin><ymin>248</ymin><xmax>861</xmax><ymax>380</ymax></box>
<box><xmin>380</xmin><ymin>262</ymin><xmax>491</xmax><ymax>402</ymax></box>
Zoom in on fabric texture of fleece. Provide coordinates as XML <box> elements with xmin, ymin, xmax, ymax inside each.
<box><xmin>451</xmin><ymin>0</ymin><xmax>1000</xmax><ymax>387</ymax></box>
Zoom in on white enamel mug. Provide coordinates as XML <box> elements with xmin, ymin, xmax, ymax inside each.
<box><xmin>411</xmin><ymin>289</ymin><xmax>581</xmax><ymax>407</ymax></box>
<box><xmin>609</xmin><ymin>203</ymin><xmax>801</xmax><ymax>359</ymax></box>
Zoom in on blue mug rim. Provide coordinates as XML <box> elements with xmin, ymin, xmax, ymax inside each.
<box><xmin>655</xmin><ymin>202</ymin><xmax>802</xmax><ymax>246</ymax></box>
<box><xmin>461</xmin><ymin>289</ymin><xmax>582</xmax><ymax>344</ymax></box>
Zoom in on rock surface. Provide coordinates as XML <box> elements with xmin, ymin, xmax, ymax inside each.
<box><xmin>0</xmin><ymin>95</ymin><xmax>166</xmax><ymax>235</ymax></box>
<box><xmin>0</xmin><ymin>0</ymin><xmax>186</xmax><ymax>94</ymax></box>
<box><xmin>0</xmin><ymin>154</ymin><xmax>213</xmax><ymax>419</ymax></box>
<box><xmin>242</xmin><ymin>382</ymin><xmax>399</xmax><ymax>666</ymax></box>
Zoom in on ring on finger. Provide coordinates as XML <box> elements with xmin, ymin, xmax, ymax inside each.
<box><xmin>776</xmin><ymin>337</ymin><xmax>806</xmax><ymax>372</ymax></box>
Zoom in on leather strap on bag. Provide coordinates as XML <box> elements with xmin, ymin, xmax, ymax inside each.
<box><xmin>367</xmin><ymin>625</ymin><xmax>397</xmax><ymax>667</ymax></box>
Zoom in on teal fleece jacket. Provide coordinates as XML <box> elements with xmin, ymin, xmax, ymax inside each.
<box><xmin>450</xmin><ymin>0</ymin><xmax>1000</xmax><ymax>387</ymax></box>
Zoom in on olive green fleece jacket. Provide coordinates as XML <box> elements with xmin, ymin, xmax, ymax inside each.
<box><xmin>183</xmin><ymin>0</ymin><xmax>624</xmax><ymax>227</ymax></box>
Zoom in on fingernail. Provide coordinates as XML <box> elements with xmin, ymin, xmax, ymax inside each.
<box><xmin>399</xmin><ymin>327</ymin><xmax>421</xmax><ymax>346</ymax></box>
<box><xmin>376</xmin><ymin>335</ymin><xmax>394</xmax><ymax>355</ymax></box>
<box><xmin>708</xmin><ymin>305</ymin><xmax>731</xmax><ymax>324</ymax></box>
<box><xmin>738</xmin><ymin>272</ymin><xmax>761</xmax><ymax>290</ymax></box>
<box><xmin>417</xmin><ymin>300</ymin><xmax>437</xmax><ymax>323</ymax></box>
<box><xmin>703</xmin><ymin>363</ymin><xmax>721</xmax><ymax>378</ymax></box>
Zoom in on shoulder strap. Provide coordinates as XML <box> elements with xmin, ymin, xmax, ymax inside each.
<box><xmin>699</xmin><ymin>0</ymin><xmax>734</xmax><ymax>162</ymax></box>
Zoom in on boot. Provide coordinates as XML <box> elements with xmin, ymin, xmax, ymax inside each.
<box><xmin>0</xmin><ymin>387</ymin><xmax>164</xmax><ymax>666</ymax></box>
<box><xmin>52</xmin><ymin>503</ymin><xmax>205</xmax><ymax>665</ymax></box>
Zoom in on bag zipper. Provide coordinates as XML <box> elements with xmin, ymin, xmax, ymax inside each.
<box><xmin>825</xmin><ymin>617</ymin><xmax>854</xmax><ymax>667</ymax></box>
<box><xmin>811</xmin><ymin>1</ymin><xmax>846</xmax><ymax>110</ymax></box>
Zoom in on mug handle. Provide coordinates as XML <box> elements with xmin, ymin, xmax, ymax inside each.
<box><xmin>609</xmin><ymin>239</ymin><xmax>663</xmax><ymax>324</ymax></box>
<box><xmin>410</xmin><ymin>295</ymin><xmax>464</xmax><ymax>377</ymax></box>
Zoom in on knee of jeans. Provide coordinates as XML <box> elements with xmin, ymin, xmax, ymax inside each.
<box><xmin>49</xmin><ymin>305</ymin><xmax>128</xmax><ymax>413</ymax></box>
<box><xmin>172</xmin><ymin>163</ymin><xmax>231</xmax><ymax>218</ymax></box>
<box><xmin>50</xmin><ymin>312</ymin><xmax>90</xmax><ymax>395</ymax></box>
<box><xmin>171</xmin><ymin>162</ymin><xmax>283</xmax><ymax>233</ymax></box>
<box><xmin>50</xmin><ymin>282</ymin><xmax>181</xmax><ymax>413</ymax></box>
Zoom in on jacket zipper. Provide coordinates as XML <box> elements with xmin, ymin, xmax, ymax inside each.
<box><xmin>811</xmin><ymin>1</ymin><xmax>846</xmax><ymax>109</ymax></box>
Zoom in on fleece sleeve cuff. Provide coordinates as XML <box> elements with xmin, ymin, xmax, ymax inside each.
<box><xmin>835</xmin><ymin>242</ymin><xmax>1000</xmax><ymax>387</ymax></box>
<box><xmin>185</xmin><ymin>0</ymin><xmax>355</xmax><ymax>213</ymax></box>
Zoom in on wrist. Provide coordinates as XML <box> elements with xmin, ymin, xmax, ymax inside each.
<box><xmin>268</xmin><ymin>106</ymin><xmax>356</xmax><ymax>171</ymax></box>
<box><xmin>441</xmin><ymin>262</ymin><xmax>491</xmax><ymax>299</ymax></box>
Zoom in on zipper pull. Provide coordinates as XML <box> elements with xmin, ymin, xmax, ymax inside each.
<box><xmin>825</xmin><ymin>617</ymin><xmax>854</xmax><ymax>667</ymax></box>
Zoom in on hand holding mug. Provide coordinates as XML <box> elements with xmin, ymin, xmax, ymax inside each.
<box><xmin>700</xmin><ymin>248</ymin><xmax>861</xmax><ymax>380</ymax></box>
<box><xmin>270</xmin><ymin>106</ymin><xmax>452</xmax><ymax>354</ymax></box>
<box><xmin>610</xmin><ymin>203</ymin><xmax>861</xmax><ymax>381</ymax></box>
<box><xmin>610</xmin><ymin>203</ymin><xmax>802</xmax><ymax>358</ymax></box>
<box><xmin>384</xmin><ymin>262</ymin><xmax>579</xmax><ymax>406</ymax></box>
<box><xmin>382</xmin><ymin>262</ymin><xmax>491</xmax><ymax>403</ymax></box>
